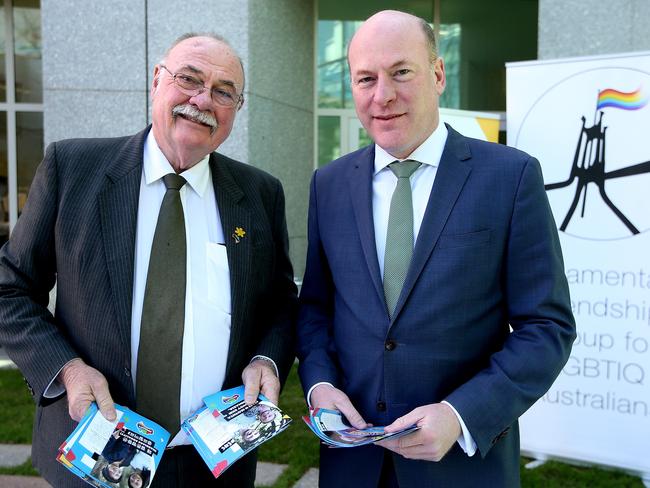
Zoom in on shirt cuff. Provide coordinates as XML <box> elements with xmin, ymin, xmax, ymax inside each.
<box><xmin>306</xmin><ymin>382</ymin><xmax>334</xmax><ymax>408</ymax></box>
<box><xmin>250</xmin><ymin>355</ymin><xmax>279</xmax><ymax>378</ymax></box>
<box><xmin>441</xmin><ymin>400</ymin><xmax>477</xmax><ymax>457</ymax></box>
<box><xmin>44</xmin><ymin>360</ymin><xmax>75</xmax><ymax>399</ymax></box>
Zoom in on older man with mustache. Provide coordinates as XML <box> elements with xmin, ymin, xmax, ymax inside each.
<box><xmin>0</xmin><ymin>33</ymin><xmax>297</xmax><ymax>487</ymax></box>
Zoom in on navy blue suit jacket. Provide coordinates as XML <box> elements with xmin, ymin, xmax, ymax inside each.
<box><xmin>297</xmin><ymin>125</ymin><xmax>575</xmax><ymax>487</ymax></box>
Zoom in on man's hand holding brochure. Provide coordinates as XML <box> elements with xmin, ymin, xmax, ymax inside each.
<box><xmin>57</xmin><ymin>403</ymin><xmax>168</xmax><ymax>488</ymax></box>
<box><xmin>57</xmin><ymin>384</ymin><xmax>418</xmax><ymax>485</ymax></box>
<box><xmin>182</xmin><ymin>385</ymin><xmax>292</xmax><ymax>478</ymax></box>
<box><xmin>303</xmin><ymin>407</ymin><xmax>418</xmax><ymax>448</ymax></box>
<box><xmin>57</xmin><ymin>385</ymin><xmax>291</xmax><ymax>485</ymax></box>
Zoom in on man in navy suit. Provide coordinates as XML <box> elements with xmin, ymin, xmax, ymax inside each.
<box><xmin>297</xmin><ymin>10</ymin><xmax>575</xmax><ymax>487</ymax></box>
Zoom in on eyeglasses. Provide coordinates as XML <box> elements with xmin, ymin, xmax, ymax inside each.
<box><xmin>159</xmin><ymin>65</ymin><xmax>243</xmax><ymax>108</ymax></box>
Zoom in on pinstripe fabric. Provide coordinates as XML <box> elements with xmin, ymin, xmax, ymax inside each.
<box><xmin>0</xmin><ymin>127</ymin><xmax>298</xmax><ymax>487</ymax></box>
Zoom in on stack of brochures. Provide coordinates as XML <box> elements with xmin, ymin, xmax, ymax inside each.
<box><xmin>182</xmin><ymin>385</ymin><xmax>292</xmax><ymax>479</ymax></box>
<box><xmin>57</xmin><ymin>403</ymin><xmax>169</xmax><ymax>488</ymax></box>
<box><xmin>58</xmin><ymin>385</ymin><xmax>292</xmax><ymax>484</ymax></box>
<box><xmin>303</xmin><ymin>407</ymin><xmax>418</xmax><ymax>448</ymax></box>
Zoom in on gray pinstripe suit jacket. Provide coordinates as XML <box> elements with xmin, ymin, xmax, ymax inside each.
<box><xmin>0</xmin><ymin>126</ymin><xmax>297</xmax><ymax>486</ymax></box>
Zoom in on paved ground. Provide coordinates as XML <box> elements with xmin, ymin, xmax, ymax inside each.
<box><xmin>0</xmin><ymin>475</ymin><xmax>50</xmax><ymax>488</ymax></box>
<box><xmin>0</xmin><ymin>346</ymin><xmax>14</xmax><ymax>369</ymax></box>
<box><xmin>0</xmin><ymin>444</ymin><xmax>31</xmax><ymax>468</ymax></box>
<box><xmin>0</xmin><ymin>459</ymin><xmax>316</xmax><ymax>487</ymax></box>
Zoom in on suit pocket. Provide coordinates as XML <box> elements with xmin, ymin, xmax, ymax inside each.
<box><xmin>436</xmin><ymin>229</ymin><xmax>491</xmax><ymax>249</ymax></box>
<box><xmin>206</xmin><ymin>242</ymin><xmax>231</xmax><ymax>314</ymax></box>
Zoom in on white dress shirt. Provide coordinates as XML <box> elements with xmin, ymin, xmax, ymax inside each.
<box><xmin>373</xmin><ymin>123</ymin><xmax>477</xmax><ymax>456</ymax></box>
<box><xmin>131</xmin><ymin>132</ymin><xmax>231</xmax><ymax>445</ymax></box>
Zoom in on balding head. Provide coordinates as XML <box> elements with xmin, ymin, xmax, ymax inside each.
<box><xmin>349</xmin><ymin>10</ymin><xmax>437</xmax><ymax>65</ymax></box>
<box><xmin>347</xmin><ymin>10</ymin><xmax>446</xmax><ymax>159</ymax></box>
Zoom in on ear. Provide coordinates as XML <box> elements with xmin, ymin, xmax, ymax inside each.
<box><xmin>151</xmin><ymin>65</ymin><xmax>162</xmax><ymax>98</ymax></box>
<box><xmin>433</xmin><ymin>57</ymin><xmax>446</xmax><ymax>95</ymax></box>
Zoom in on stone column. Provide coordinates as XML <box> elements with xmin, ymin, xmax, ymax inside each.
<box><xmin>538</xmin><ymin>0</ymin><xmax>650</xmax><ymax>59</ymax></box>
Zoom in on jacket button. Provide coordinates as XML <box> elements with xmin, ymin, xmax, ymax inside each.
<box><xmin>124</xmin><ymin>367</ymin><xmax>131</xmax><ymax>377</ymax></box>
<box><xmin>385</xmin><ymin>340</ymin><xmax>396</xmax><ymax>351</ymax></box>
<box><xmin>377</xmin><ymin>401</ymin><xmax>386</xmax><ymax>412</ymax></box>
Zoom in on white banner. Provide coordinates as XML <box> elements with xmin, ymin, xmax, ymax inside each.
<box><xmin>507</xmin><ymin>52</ymin><xmax>650</xmax><ymax>476</ymax></box>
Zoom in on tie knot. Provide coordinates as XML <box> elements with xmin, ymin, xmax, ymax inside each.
<box><xmin>389</xmin><ymin>160</ymin><xmax>421</xmax><ymax>179</ymax></box>
<box><xmin>163</xmin><ymin>173</ymin><xmax>187</xmax><ymax>191</ymax></box>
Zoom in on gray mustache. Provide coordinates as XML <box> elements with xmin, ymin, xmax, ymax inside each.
<box><xmin>172</xmin><ymin>104</ymin><xmax>218</xmax><ymax>129</ymax></box>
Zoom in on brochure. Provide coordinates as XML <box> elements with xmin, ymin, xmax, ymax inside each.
<box><xmin>182</xmin><ymin>385</ymin><xmax>292</xmax><ymax>479</ymax></box>
<box><xmin>57</xmin><ymin>403</ymin><xmax>170</xmax><ymax>488</ymax></box>
<box><xmin>303</xmin><ymin>407</ymin><xmax>418</xmax><ymax>448</ymax></box>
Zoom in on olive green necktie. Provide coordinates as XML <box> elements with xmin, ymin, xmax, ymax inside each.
<box><xmin>136</xmin><ymin>173</ymin><xmax>187</xmax><ymax>435</ymax></box>
<box><xmin>383</xmin><ymin>160</ymin><xmax>421</xmax><ymax>318</ymax></box>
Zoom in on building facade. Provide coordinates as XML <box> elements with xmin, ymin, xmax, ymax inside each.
<box><xmin>0</xmin><ymin>0</ymin><xmax>648</xmax><ymax>278</ymax></box>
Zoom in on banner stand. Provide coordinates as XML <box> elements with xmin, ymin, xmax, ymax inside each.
<box><xmin>507</xmin><ymin>51</ymin><xmax>650</xmax><ymax>483</ymax></box>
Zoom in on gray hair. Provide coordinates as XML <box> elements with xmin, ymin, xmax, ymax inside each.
<box><xmin>160</xmin><ymin>32</ymin><xmax>245</xmax><ymax>91</ymax></box>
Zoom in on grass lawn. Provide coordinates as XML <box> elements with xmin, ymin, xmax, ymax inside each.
<box><xmin>0</xmin><ymin>368</ymin><xmax>35</xmax><ymax>444</ymax></box>
<box><xmin>0</xmin><ymin>366</ymin><xmax>645</xmax><ymax>486</ymax></box>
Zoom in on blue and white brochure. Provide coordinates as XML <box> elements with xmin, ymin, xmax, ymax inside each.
<box><xmin>182</xmin><ymin>385</ymin><xmax>291</xmax><ymax>479</ymax></box>
<box><xmin>303</xmin><ymin>407</ymin><xmax>418</xmax><ymax>448</ymax></box>
<box><xmin>57</xmin><ymin>403</ymin><xmax>170</xmax><ymax>488</ymax></box>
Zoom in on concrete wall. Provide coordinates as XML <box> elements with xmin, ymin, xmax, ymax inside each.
<box><xmin>248</xmin><ymin>0</ymin><xmax>313</xmax><ymax>279</ymax></box>
<box><xmin>42</xmin><ymin>1</ymin><xmax>148</xmax><ymax>144</ymax></box>
<box><xmin>538</xmin><ymin>0</ymin><xmax>650</xmax><ymax>59</ymax></box>
<box><xmin>42</xmin><ymin>0</ymin><xmax>314</xmax><ymax>279</ymax></box>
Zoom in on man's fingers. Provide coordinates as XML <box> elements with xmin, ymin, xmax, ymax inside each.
<box><xmin>375</xmin><ymin>438</ymin><xmax>397</xmax><ymax>449</ymax></box>
<box><xmin>387</xmin><ymin>442</ymin><xmax>439</xmax><ymax>461</ymax></box>
<box><xmin>242</xmin><ymin>365</ymin><xmax>262</xmax><ymax>405</ymax></box>
<box><xmin>393</xmin><ymin>431</ymin><xmax>423</xmax><ymax>449</ymax></box>
<box><xmin>309</xmin><ymin>385</ymin><xmax>367</xmax><ymax>428</ymax></box>
<box><xmin>259</xmin><ymin>374</ymin><xmax>281</xmax><ymax>405</ymax></box>
<box><xmin>335</xmin><ymin>401</ymin><xmax>367</xmax><ymax>429</ymax></box>
<box><xmin>68</xmin><ymin>398</ymin><xmax>90</xmax><ymax>422</ymax></box>
<box><xmin>92</xmin><ymin>381</ymin><xmax>116</xmax><ymax>421</ymax></box>
<box><xmin>377</xmin><ymin>431</ymin><xmax>420</xmax><ymax>450</ymax></box>
<box><xmin>384</xmin><ymin>409</ymin><xmax>422</xmax><ymax>433</ymax></box>
<box><xmin>398</xmin><ymin>443</ymin><xmax>438</xmax><ymax>460</ymax></box>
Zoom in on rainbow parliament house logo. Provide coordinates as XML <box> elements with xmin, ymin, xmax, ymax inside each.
<box><xmin>515</xmin><ymin>68</ymin><xmax>650</xmax><ymax>241</ymax></box>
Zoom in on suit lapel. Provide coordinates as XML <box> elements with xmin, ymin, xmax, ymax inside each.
<box><xmin>98</xmin><ymin>128</ymin><xmax>148</xmax><ymax>359</ymax></box>
<box><xmin>348</xmin><ymin>146</ymin><xmax>386</xmax><ymax>308</ymax></box>
<box><xmin>391</xmin><ymin>126</ymin><xmax>472</xmax><ymax>322</ymax></box>
<box><xmin>209</xmin><ymin>154</ymin><xmax>251</xmax><ymax>377</ymax></box>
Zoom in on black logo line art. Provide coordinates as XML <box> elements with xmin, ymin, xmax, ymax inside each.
<box><xmin>544</xmin><ymin>111</ymin><xmax>650</xmax><ymax>234</ymax></box>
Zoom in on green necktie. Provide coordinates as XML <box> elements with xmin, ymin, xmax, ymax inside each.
<box><xmin>383</xmin><ymin>160</ymin><xmax>421</xmax><ymax>318</ymax></box>
<box><xmin>136</xmin><ymin>173</ymin><xmax>187</xmax><ymax>435</ymax></box>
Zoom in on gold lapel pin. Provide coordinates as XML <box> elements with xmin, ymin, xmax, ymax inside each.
<box><xmin>232</xmin><ymin>226</ymin><xmax>246</xmax><ymax>244</ymax></box>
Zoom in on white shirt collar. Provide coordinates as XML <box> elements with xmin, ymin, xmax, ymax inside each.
<box><xmin>143</xmin><ymin>130</ymin><xmax>211</xmax><ymax>197</ymax></box>
<box><xmin>373</xmin><ymin>122</ymin><xmax>449</xmax><ymax>175</ymax></box>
